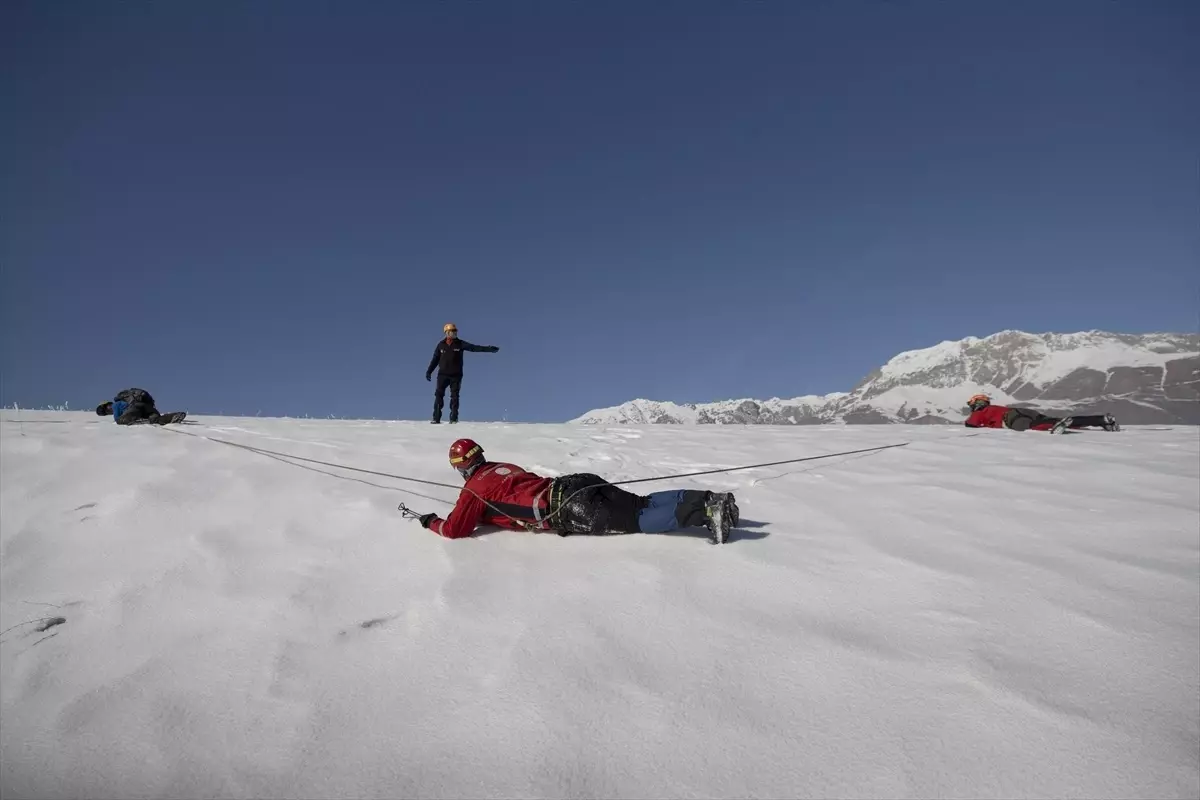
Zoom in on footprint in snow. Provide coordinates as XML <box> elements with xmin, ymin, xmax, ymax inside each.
<box><xmin>337</xmin><ymin>613</ymin><xmax>400</xmax><ymax>638</ymax></box>
<box><xmin>0</xmin><ymin>614</ymin><xmax>69</xmax><ymax>649</ymax></box>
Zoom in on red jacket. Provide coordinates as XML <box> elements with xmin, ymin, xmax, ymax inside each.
<box><xmin>964</xmin><ymin>405</ymin><xmax>1009</xmax><ymax>428</ymax></box>
<box><xmin>428</xmin><ymin>462</ymin><xmax>554</xmax><ymax>539</ymax></box>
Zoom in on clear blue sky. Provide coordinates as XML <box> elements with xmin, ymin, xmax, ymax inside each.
<box><xmin>2</xmin><ymin>2</ymin><xmax>1197</xmax><ymax>422</ymax></box>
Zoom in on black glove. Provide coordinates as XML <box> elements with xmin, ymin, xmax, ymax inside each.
<box><xmin>418</xmin><ymin>513</ymin><xmax>437</xmax><ymax>529</ymax></box>
<box><xmin>488</xmin><ymin>346</ymin><xmax>499</xmax><ymax>353</ymax></box>
<box><xmin>425</xmin><ymin>373</ymin><xmax>432</xmax><ymax>382</ymax></box>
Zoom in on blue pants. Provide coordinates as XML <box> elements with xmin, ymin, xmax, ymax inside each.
<box><xmin>637</xmin><ymin>490</ymin><xmax>709</xmax><ymax>533</ymax></box>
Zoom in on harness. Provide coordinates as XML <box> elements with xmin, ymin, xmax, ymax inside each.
<box><xmin>478</xmin><ymin>472</ymin><xmax>559</xmax><ymax>533</ymax></box>
<box><xmin>532</xmin><ymin>481</ymin><xmax>555</xmax><ymax>530</ymax></box>
<box><xmin>545</xmin><ymin>479</ymin><xmax>572</xmax><ymax>535</ymax></box>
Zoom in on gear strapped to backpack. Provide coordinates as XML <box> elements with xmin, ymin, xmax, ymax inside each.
<box><xmin>1002</xmin><ymin>406</ymin><xmax>1052</xmax><ymax>432</ymax></box>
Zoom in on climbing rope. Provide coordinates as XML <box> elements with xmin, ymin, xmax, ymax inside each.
<box><xmin>609</xmin><ymin>442</ymin><xmax>911</xmax><ymax>484</ymax></box>
<box><xmin>160</xmin><ymin>426</ymin><xmax>466</xmax><ymax>491</ymax></box>
<box><xmin>160</xmin><ymin>425</ymin><xmax>913</xmax><ymax>533</ymax></box>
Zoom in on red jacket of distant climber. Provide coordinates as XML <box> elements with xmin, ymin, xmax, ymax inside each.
<box><xmin>964</xmin><ymin>405</ymin><xmax>1009</xmax><ymax>429</ymax></box>
<box><xmin>427</xmin><ymin>462</ymin><xmax>554</xmax><ymax>539</ymax></box>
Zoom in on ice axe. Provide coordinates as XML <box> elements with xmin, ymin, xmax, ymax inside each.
<box><xmin>397</xmin><ymin>503</ymin><xmax>425</xmax><ymax>521</ymax></box>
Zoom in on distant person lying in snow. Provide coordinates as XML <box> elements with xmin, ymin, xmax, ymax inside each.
<box><xmin>963</xmin><ymin>394</ymin><xmax>1119</xmax><ymax>434</ymax></box>
<box><xmin>413</xmin><ymin>438</ymin><xmax>740</xmax><ymax>544</ymax></box>
<box><xmin>96</xmin><ymin>388</ymin><xmax>187</xmax><ymax>426</ymax></box>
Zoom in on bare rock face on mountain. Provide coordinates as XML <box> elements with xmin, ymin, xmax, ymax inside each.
<box><xmin>572</xmin><ymin>331</ymin><xmax>1200</xmax><ymax>426</ymax></box>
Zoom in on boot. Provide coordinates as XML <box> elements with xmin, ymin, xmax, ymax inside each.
<box><xmin>724</xmin><ymin>493</ymin><xmax>739</xmax><ymax>527</ymax></box>
<box><xmin>1050</xmin><ymin>416</ymin><xmax>1074</xmax><ymax>434</ymax></box>
<box><xmin>704</xmin><ymin>492</ymin><xmax>734</xmax><ymax>545</ymax></box>
<box><xmin>1103</xmin><ymin>413</ymin><xmax>1120</xmax><ymax>432</ymax></box>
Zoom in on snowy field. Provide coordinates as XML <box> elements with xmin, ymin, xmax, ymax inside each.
<box><xmin>1</xmin><ymin>411</ymin><xmax>1197</xmax><ymax>800</ymax></box>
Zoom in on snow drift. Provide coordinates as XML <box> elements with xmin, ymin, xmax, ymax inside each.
<box><xmin>1</xmin><ymin>412</ymin><xmax>1197</xmax><ymax>799</ymax></box>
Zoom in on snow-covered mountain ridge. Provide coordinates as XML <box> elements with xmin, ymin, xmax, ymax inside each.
<box><xmin>572</xmin><ymin>330</ymin><xmax>1200</xmax><ymax>425</ymax></box>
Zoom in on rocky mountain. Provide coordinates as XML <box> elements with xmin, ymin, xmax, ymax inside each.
<box><xmin>571</xmin><ymin>330</ymin><xmax>1200</xmax><ymax>426</ymax></box>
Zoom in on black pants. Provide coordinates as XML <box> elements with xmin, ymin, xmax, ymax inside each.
<box><xmin>1003</xmin><ymin>407</ymin><xmax>1058</xmax><ymax>431</ymax></box>
<box><xmin>1004</xmin><ymin>408</ymin><xmax>1110</xmax><ymax>431</ymax></box>
<box><xmin>116</xmin><ymin>403</ymin><xmax>180</xmax><ymax>426</ymax></box>
<box><xmin>433</xmin><ymin>374</ymin><xmax>462</xmax><ymax>422</ymax></box>
<box><xmin>550</xmin><ymin>473</ymin><xmax>647</xmax><ymax>535</ymax></box>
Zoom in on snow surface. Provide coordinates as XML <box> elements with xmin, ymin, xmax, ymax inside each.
<box><xmin>2</xmin><ymin>412</ymin><xmax>1198</xmax><ymax>799</ymax></box>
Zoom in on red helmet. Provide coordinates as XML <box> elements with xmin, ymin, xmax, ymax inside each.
<box><xmin>449</xmin><ymin>438</ymin><xmax>485</xmax><ymax>479</ymax></box>
<box><xmin>967</xmin><ymin>393</ymin><xmax>991</xmax><ymax>412</ymax></box>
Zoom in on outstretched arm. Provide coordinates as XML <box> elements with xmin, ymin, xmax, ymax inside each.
<box><xmin>963</xmin><ymin>409</ymin><xmax>988</xmax><ymax>428</ymax></box>
<box><xmin>423</xmin><ymin>489</ymin><xmax>486</xmax><ymax>539</ymax></box>
<box><xmin>460</xmin><ymin>340</ymin><xmax>499</xmax><ymax>353</ymax></box>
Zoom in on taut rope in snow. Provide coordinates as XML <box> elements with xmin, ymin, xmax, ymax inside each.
<box><xmin>159</xmin><ymin>426</ymin><xmax>913</xmax><ymax>532</ymax></box>
<box><xmin>159</xmin><ymin>426</ymin><xmax>466</xmax><ymax>492</ymax></box>
<box><xmin>607</xmin><ymin>442</ymin><xmax>911</xmax><ymax>484</ymax></box>
<box><xmin>160</xmin><ymin>425</ymin><xmax>565</xmax><ymax>530</ymax></box>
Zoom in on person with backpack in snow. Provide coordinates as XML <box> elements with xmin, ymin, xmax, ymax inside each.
<box><xmin>95</xmin><ymin>388</ymin><xmax>187</xmax><ymax>426</ymax></box>
<box><xmin>963</xmin><ymin>393</ymin><xmax>1119</xmax><ymax>433</ymax></box>
<box><xmin>425</xmin><ymin>323</ymin><xmax>499</xmax><ymax>424</ymax></box>
<box><xmin>410</xmin><ymin>438</ymin><xmax>741</xmax><ymax>544</ymax></box>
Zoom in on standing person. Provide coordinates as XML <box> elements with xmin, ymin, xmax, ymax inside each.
<box><xmin>425</xmin><ymin>323</ymin><xmax>499</xmax><ymax>424</ymax></box>
<box><xmin>95</xmin><ymin>388</ymin><xmax>187</xmax><ymax>426</ymax></box>
<box><xmin>410</xmin><ymin>439</ymin><xmax>740</xmax><ymax>544</ymax></box>
<box><xmin>963</xmin><ymin>393</ymin><xmax>1119</xmax><ymax>433</ymax></box>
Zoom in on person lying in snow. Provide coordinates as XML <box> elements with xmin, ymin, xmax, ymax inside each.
<box><xmin>415</xmin><ymin>438</ymin><xmax>740</xmax><ymax>544</ymax></box>
<box><xmin>963</xmin><ymin>393</ymin><xmax>1119</xmax><ymax>433</ymax></box>
<box><xmin>96</xmin><ymin>388</ymin><xmax>187</xmax><ymax>426</ymax></box>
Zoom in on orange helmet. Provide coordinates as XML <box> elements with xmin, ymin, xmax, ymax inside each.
<box><xmin>967</xmin><ymin>393</ymin><xmax>991</xmax><ymax>412</ymax></box>
<box><xmin>449</xmin><ymin>438</ymin><xmax>484</xmax><ymax>479</ymax></box>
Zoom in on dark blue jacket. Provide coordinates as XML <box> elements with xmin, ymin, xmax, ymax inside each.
<box><xmin>110</xmin><ymin>388</ymin><xmax>156</xmax><ymax>425</ymax></box>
